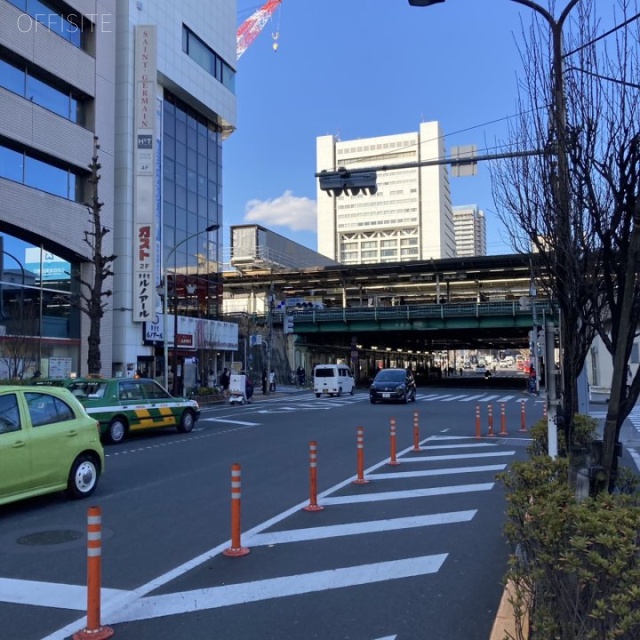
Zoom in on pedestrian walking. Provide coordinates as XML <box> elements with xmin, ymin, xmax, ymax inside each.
<box><xmin>220</xmin><ymin>367</ymin><xmax>230</xmax><ymax>399</ymax></box>
<box><xmin>269</xmin><ymin>369</ymin><xmax>276</xmax><ymax>392</ymax></box>
<box><xmin>262</xmin><ymin>368</ymin><xmax>268</xmax><ymax>394</ymax></box>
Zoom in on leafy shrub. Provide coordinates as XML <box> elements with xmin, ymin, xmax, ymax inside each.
<box><xmin>499</xmin><ymin>429</ymin><xmax>640</xmax><ymax>639</ymax></box>
<box><xmin>527</xmin><ymin>414</ymin><xmax>598</xmax><ymax>458</ymax></box>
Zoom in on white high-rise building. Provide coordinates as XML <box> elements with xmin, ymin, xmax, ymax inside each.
<box><xmin>316</xmin><ymin>122</ymin><xmax>455</xmax><ymax>265</ymax></box>
<box><xmin>453</xmin><ymin>205</ymin><xmax>487</xmax><ymax>257</ymax></box>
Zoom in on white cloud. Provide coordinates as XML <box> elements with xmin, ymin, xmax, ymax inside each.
<box><xmin>243</xmin><ymin>191</ymin><xmax>317</xmax><ymax>232</ymax></box>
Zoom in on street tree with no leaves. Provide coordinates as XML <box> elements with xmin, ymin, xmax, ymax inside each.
<box><xmin>70</xmin><ymin>137</ymin><xmax>117</xmax><ymax>376</ymax></box>
<box><xmin>492</xmin><ymin>0</ymin><xmax>640</xmax><ymax>489</ymax></box>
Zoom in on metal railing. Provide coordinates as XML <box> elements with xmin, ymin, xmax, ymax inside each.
<box><xmin>271</xmin><ymin>300</ymin><xmax>553</xmax><ymax>324</ymax></box>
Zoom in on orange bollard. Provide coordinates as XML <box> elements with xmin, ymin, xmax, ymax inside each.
<box><xmin>487</xmin><ymin>403</ymin><xmax>496</xmax><ymax>437</ymax></box>
<box><xmin>475</xmin><ymin>405</ymin><xmax>481</xmax><ymax>439</ymax></box>
<box><xmin>412</xmin><ymin>410</ymin><xmax>422</xmax><ymax>452</ymax></box>
<box><xmin>353</xmin><ymin>426</ymin><xmax>369</xmax><ymax>484</ymax></box>
<box><xmin>519</xmin><ymin>400</ymin><xmax>527</xmax><ymax>432</ymax></box>
<box><xmin>499</xmin><ymin>402</ymin><xmax>508</xmax><ymax>435</ymax></box>
<box><xmin>223</xmin><ymin>463</ymin><xmax>250</xmax><ymax>557</ymax></box>
<box><xmin>72</xmin><ymin>506</ymin><xmax>114</xmax><ymax>640</ymax></box>
<box><xmin>388</xmin><ymin>417</ymin><xmax>400</xmax><ymax>466</ymax></box>
<box><xmin>304</xmin><ymin>441</ymin><xmax>324</xmax><ymax>512</ymax></box>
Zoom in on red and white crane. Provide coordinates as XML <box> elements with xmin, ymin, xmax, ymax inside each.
<box><xmin>236</xmin><ymin>0</ymin><xmax>283</xmax><ymax>60</ymax></box>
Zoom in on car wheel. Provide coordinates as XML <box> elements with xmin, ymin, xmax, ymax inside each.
<box><xmin>67</xmin><ymin>454</ymin><xmax>100</xmax><ymax>499</ymax></box>
<box><xmin>370</xmin><ymin>397</ymin><xmax>376</xmax><ymax>404</ymax></box>
<box><xmin>315</xmin><ymin>393</ymin><xmax>321</xmax><ymax>398</ymax></box>
<box><xmin>338</xmin><ymin>388</ymin><xmax>342</xmax><ymax>397</ymax></box>
<box><xmin>107</xmin><ymin>416</ymin><xmax>127</xmax><ymax>444</ymax></box>
<box><xmin>178</xmin><ymin>409</ymin><xmax>195</xmax><ymax>433</ymax></box>
<box><xmin>350</xmin><ymin>386</ymin><xmax>355</xmax><ymax>396</ymax></box>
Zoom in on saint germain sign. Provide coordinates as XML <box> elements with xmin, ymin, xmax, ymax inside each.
<box><xmin>133</xmin><ymin>25</ymin><xmax>157</xmax><ymax>322</ymax></box>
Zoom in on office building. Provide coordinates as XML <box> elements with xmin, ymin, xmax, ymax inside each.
<box><xmin>0</xmin><ymin>0</ymin><xmax>238</xmax><ymax>381</ymax></box>
<box><xmin>453</xmin><ymin>205</ymin><xmax>486</xmax><ymax>257</ymax></box>
<box><xmin>112</xmin><ymin>0</ymin><xmax>237</xmax><ymax>381</ymax></box>
<box><xmin>316</xmin><ymin>122</ymin><xmax>455</xmax><ymax>265</ymax></box>
<box><xmin>0</xmin><ymin>0</ymin><xmax>118</xmax><ymax>376</ymax></box>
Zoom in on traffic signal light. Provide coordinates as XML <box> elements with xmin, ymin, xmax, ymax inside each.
<box><xmin>283</xmin><ymin>314</ymin><xmax>294</xmax><ymax>334</ymax></box>
<box><xmin>318</xmin><ymin>168</ymin><xmax>378</xmax><ymax>197</ymax></box>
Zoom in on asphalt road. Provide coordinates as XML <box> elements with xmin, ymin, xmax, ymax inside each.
<box><xmin>1</xmin><ymin>383</ymin><xmax>632</xmax><ymax>640</ymax></box>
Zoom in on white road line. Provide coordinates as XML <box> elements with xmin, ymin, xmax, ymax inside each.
<box><xmin>477</xmin><ymin>395</ymin><xmax>500</xmax><ymax>403</ymax></box>
<box><xmin>456</xmin><ymin>394</ymin><xmax>490</xmax><ymax>402</ymax></box>
<box><xmin>109</xmin><ymin>554</ymin><xmax>449</xmax><ymax>623</ymax></box>
<box><xmin>400</xmin><ymin>452</ymin><xmax>514</xmax><ymax>462</ymax></box>
<box><xmin>203</xmin><ymin>418</ymin><xmax>260</xmax><ymax>426</ymax></box>
<box><xmin>496</xmin><ymin>395</ymin><xmax>516</xmax><ymax>402</ymax></box>
<box><xmin>41</xmin><ymin>434</ymin><xmax>507</xmax><ymax>639</ymax></box>
<box><xmin>322</xmin><ymin>483</ymin><xmax>494</xmax><ymax>505</ymax></box>
<box><xmin>368</xmin><ymin>464</ymin><xmax>507</xmax><ymax>480</ymax></box>
<box><xmin>247</xmin><ymin>511</ymin><xmax>477</xmax><ymax>546</ymax></box>
<box><xmin>0</xmin><ymin>578</ymin><xmax>128</xmax><ymax>611</ymax></box>
<box><xmin>417</xmin><ymin>443</ymin><xmax>497</xmax><ymax>450</ymax></box>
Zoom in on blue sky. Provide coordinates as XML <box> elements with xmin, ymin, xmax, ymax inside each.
<box><xmin>2</xmin><ymin>1</ymin><xmax>624</xmax><ymax>264</ymax></box>
<box><xmin>225</xmin><ymin>0</ymin><xmax>537</xmax><ymax>256</ymax></box>
<box><xmin>224</xmin><ymin>0</ymin><xmax>630</xmax><ymax>257</ymax></box>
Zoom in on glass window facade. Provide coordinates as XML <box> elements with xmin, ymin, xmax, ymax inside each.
<box><xmin>182</xmin><ymin>25</ymin><xmax>235</xmax><ymax>93</ymax></box>
<box><xmin>0</xmin><ymin>55</ymin><xmax>85</xmax><ymax>124</ymax></box>
<box><xmin>0</xmin><ymin>141</ymin><xmax>83</xmax><ymax>201</ymax></box>
<box><xmin>0</xmin><ymin>235</ymin><xmax>80</xmax><ymax>377</ymax></box>
<box><xmin>9</xmin><ymin>0</ymin><xmax>84</xmax><ymax>48</ymax></box>
<box><xmin>162</xmin><ymin>92</ymin><xmax>222</xmax><ymax>319</ymax></box>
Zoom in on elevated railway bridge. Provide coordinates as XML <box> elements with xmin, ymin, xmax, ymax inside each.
<box><xmin>222</xmin><ymin>252</ymin><xmax>558</xmax><ymax>376</ymax></box>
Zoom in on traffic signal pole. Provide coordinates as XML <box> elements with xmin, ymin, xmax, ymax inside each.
<box><xmin>316</xmin><ymin>148</ymin><xmax>546</xmax><ymax>187</ymax></box>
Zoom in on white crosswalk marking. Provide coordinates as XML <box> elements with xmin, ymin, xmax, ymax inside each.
<box><xmin>247</xmin><ymin>511</ymin><xmax>477</xmax><ymax>546</ymax></box>
<box><xmin>416</xmin><ymin>392</ymin><xmax>530</xmax><ymax>404</ymax></box>
<box><xmin>322</xmin><ymin>482</ymin><xmax>495</xmax><ymax>505</ymax></box>
<box><xmin>19</xmin><ymin>435</ymin><xmax>524</xmax><ymax>640</ymax></box>
<box><xmin>456</xmin><ymin>393</ymin><xmax>490</xmax><ymax>402</ymax></box>
<box><xmin>109</xmin><ymin>555</ymin><xmax>449</xmax><ymax>623</ymax></box>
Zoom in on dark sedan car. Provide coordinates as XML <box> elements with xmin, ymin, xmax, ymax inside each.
<box><xmin>370</xmin><ymin>368</ymin><xmax>417</xmax><ymax>404</ymax></box>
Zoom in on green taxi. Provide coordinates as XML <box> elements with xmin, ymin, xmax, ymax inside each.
<box><xmin>31</xmin><ymin>377</ymin><xmax>200</xmax><ymax>444</ymax></box>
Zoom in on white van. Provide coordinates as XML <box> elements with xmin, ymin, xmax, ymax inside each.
<box><xmin>313</xmin><ymin>364</ymin><xmax>355</xmax><ymax>398</ymax></box>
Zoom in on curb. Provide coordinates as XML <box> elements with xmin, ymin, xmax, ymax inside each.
<box><xmin>489</xmin><ymin>580</ymin><xmax>529</xmax><ymax>640</ymax></box>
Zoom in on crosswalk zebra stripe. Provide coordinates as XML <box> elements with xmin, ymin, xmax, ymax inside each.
<box><xmin>246</xmin><ymin>511</ymin><xmax>477</xmax><ymax>546</ymax></box>
<box><xmin>477</xmin><ymin>395</ymin><xmax>500</xmax><ymax>402</ymax></box>
<box><xmin>322</xmin><ymin>482</ymin><xmax>494</xmax><ymax>505</ymax></box>
<box><xmin>456</xmin><ymin>394</ymin><xmax>490</xmax><ymax>402</ymax></box>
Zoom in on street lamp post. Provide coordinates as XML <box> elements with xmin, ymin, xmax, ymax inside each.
<box><xmin>409</xmin><ymin>0</ymin><xmax>581</xmax><ymax>457</ymax></box>
<box><xmin>163</xmin><ymin>224</ymin><xmax>219</xmax><ymax>393</ymax></box>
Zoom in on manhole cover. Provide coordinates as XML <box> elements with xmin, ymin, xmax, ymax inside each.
<box><xmin>17</xmin><ymin>530</ymin><xmax>83</xmax><ymax>546</ymax></box>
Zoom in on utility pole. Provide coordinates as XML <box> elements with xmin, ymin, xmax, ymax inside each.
<box><xmin>265</xmin><ymin>281</ymin><xmax>274</xmax><ymax>395</ymax></box>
